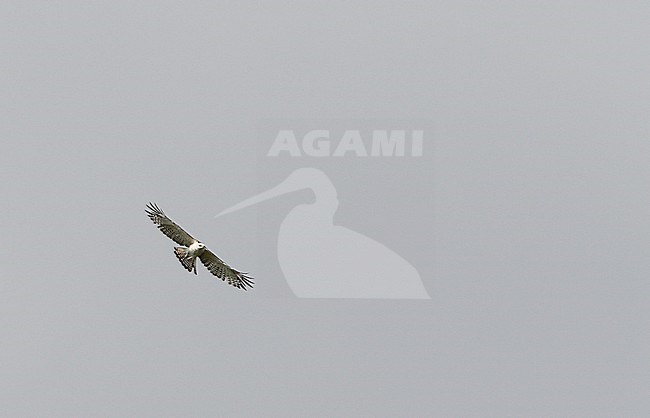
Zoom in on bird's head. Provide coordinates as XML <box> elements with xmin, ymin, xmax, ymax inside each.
<box><xmin>197</xmin><ymin>242</ymin><xmax>206</xmax><ymax>249</ymax></box>
<box><xmin>215</xmin><ymin>167</ymin><xmax>338</xmax><ymax>218</ymax></box>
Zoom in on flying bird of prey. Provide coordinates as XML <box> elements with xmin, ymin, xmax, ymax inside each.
<box><xmin>145</xmin><ymin>203</ymin><xmax>254</xmax><ymax>290</ymax></box>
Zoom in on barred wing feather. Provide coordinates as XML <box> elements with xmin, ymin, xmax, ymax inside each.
<box><xmin>145</xmin><ymin>202</ymin><xmax>195</xmax><ymax>246</ymax></box>
<box><xmin>199</xmin><ymin>250</ymin><xmax>254</xmax><ymax>290</ymax></box>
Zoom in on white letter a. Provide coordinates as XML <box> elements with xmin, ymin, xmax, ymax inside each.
<box><xmin>268</xmin><ymin>130</ymin><xmax>301</xmax><ymax>156</ymax></box>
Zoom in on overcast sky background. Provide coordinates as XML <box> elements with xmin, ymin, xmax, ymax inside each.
<box><xmin>1</xmin><ymin>1</ymin><xmax>649</xmax><ymax>417</ymax></box>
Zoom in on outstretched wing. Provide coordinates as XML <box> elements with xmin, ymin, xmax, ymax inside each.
<box><xmin>199</xmin><ymin>249</ymin><xmax>254</xmax><ymax>290</ymax></box>
<box><xmin>145</xmin><ymin>202</ymin><xmax>196</xmax><ymax>246</ymax></box>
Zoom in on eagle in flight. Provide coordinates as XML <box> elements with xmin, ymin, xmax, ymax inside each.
<box><xmin>146</xmin><ymin>203</ymin><xmax>254</xmax><ymax>290</ymax></box>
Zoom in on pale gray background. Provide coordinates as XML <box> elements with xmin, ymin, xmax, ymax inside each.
<box><xmin>1</xmin><ymin>1</ymin><xmax>649</xmax><ymax>417</ymax></box>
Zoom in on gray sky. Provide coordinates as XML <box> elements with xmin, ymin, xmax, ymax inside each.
<box><xmin>1</xmin><ymin>1</ymin><xmax>649</xmax><ymax>417</ymax></box>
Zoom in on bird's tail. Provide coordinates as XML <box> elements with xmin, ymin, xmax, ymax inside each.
<box><xmin>174</xmin><ymin>247</ymin><xmax>197</xmax><ymax>275</ymax></box>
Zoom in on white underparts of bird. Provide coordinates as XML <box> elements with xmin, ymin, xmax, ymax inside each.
<box><xmin>145</xmin><ymin>203</ymin><xmax>254</xmax><ymax>290</ymax></box>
